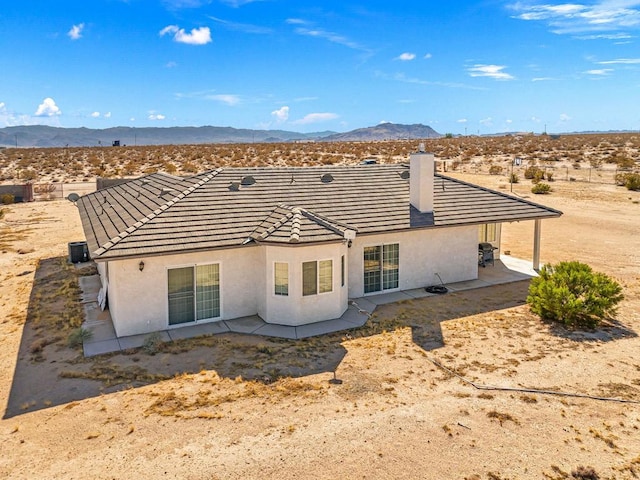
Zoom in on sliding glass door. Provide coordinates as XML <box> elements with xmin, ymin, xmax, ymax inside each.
<box><xmin>363</xmin><ymin>244</ymin><xmax>399</xmax><ymax>294</ymax></box>
<box><xmin>168</xmin><ymin>264</ymin><xmax>220</xmax><ymax>325</ymax></box>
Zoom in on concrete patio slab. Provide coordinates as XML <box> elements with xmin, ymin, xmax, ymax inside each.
<box><xmin>253</xmin><ymin>323</ymin><xmax>300</xmax><ymax>340</ymax></box>
<box><xmin>167</xmin><ymin>322</ymin><xmax>230</xmax><ymax>340</ymax></box>
<box><xmin>224</xmin><ymin>315</ymin><xmax>265</xmax><ymax>334</ymax></box>
<box><xmin>402</xmin><ymin>288</ymin><xmax>434</xmax><ymax>299</ymax></box>
<box><xmin>349</xmin><ymin>298</ymin><xmax>377</xmax><ymax>314</ymax></box>
<box><xmin>78</xmin><ymin>275</ymin><xmax>101</xmax><ymax>303</ymax></box>
<box><xmin>364</xmin><ymin>291</ymin><xmax>413</xmax><ymax>306</ymax></box>
<box><xmin>118</xmin><ymin>331</ymin><xmax>172</xmax><ymax>350</ymax></box>
<box><xmin>296</xmin><ymin>317</ymin><xmax>364</xmax><ymax>338</ymax></box>
<box><xmin>84</xmin><ymin>339</ymin><xmax>122</xmax><ymax>357</ymax></box>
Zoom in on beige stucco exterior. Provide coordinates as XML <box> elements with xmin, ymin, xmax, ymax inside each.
<box><xmin>100</xmin><ymin>223</ymin><xmax>483</xmax><ymax>337</ymax></box>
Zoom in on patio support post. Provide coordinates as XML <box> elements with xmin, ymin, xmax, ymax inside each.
<box><xmin>533</xmin><ymin>219</ymin><xmax>541</xmax><ymax>271</ymax></box>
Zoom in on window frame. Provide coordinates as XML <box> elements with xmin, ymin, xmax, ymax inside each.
<box><xmin>363</xmin><ymin>243</ymin><xmax>399</xmax><ymax>294</ymax></box>
<box><xmin>167</xmin><ymin>262</ymin><xmax>221</xmax><ymax>327</ymax></box>
<box><xmin>302</xmin><ymin>259</ymin><xmax>333</xmax><ymax>296</ymax></box>
<box><xmin>274</xmin><ymin>262</ymin><xmax>289</xmax><ymax>296</ymax></box>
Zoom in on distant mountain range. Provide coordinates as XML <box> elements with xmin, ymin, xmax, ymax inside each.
<box><xmin>0</xmin><ymin>123</ymin><xmax>442</xmax><ymax>148</ymax></box>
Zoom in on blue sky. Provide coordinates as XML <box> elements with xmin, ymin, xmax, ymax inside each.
<box><xmin>1</xmin><ymin>0</ymin><xmax>639</xmax><ymax>134</ymax></box>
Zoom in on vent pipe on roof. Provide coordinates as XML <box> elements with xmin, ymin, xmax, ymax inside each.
<box><xmin>410</xmin><ymin>148</ymin><xmax>434</xmax><ymax>213</ymax></box>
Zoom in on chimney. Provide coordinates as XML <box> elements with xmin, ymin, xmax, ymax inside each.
<box><xmin>410</xmin><ymin>144</ymin><xmax>434</xmax><ymax>213</ymax></box>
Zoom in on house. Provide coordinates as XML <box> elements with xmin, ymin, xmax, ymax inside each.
<box><xmin>77</xmin><ymin>150</ymin><xmax>562</xmax><ymax>338</ymax></box>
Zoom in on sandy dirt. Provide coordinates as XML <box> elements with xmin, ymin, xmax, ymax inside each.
<box><xmin>1</xmin><ymin>173</ymin><xmax>639</xmax><ymax>480</ymax></box>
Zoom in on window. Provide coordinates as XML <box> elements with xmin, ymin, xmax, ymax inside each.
<box><xmin>364</xmin><ymin>244</ymin><xmax>399</xmax><ymax>294</ymax></box>
<box><xmin>479</xmin><ymin>224</ymin><xmax>497</xmax><ymax>243</ymax></box>
<box><xmin>274</xmin><ymin>262</ymin><xmax>288</xmax><ymax>296</ymax></box>
<box><xmin>168</xmin><ymin>264</ymin><xmax>220</xmax><ymax>325</ymax></box>
<box><xmin>303</xmin><ymin>259</ymin><xmax>333</xmax><ymax>296</ymax></box>
<box><xmin>302</xmin><ymin>261</ymin><xmax>317</xmax><ymax>296</ymax></box>
<box><xmin>319</xmin><ymin>260</ymin><xmax>333</xmax><ymax>293</ymax></box>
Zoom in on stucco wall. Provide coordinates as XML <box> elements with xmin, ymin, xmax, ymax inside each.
<box><xmin>106</xmin><ymin>246</ymin><xmax>261</xmax><ymax>337</ymax></box>
<box><xmin>262</xmin><ymin>243</ymin><xmax>349</xmax><ymax>326</ymax></box>
<box><xmin>103</xmin><ymin>225</ymin><xmax>478</xmax><ymax>337</ymax></box>
<box><xmin>347</xmin><ymin>225</ymin><xmax>478</xmax><ymax>298</ymax></box>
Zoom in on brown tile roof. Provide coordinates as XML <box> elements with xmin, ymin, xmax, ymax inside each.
<box><xmin>77</xmin><ymin>164</ymin><xmax>562</xmax><ymax>260</ymax></box>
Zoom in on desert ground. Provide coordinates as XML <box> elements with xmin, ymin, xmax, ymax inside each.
<box><xmin>1</xmin><ymin>138</ymin><xmax>640</xmax><ymax>479</ymax></box>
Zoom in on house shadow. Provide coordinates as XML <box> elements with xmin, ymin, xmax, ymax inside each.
<box><xmin>4</xmin><ymin>261</ymin><xmax>535</xmax><ymax>419</ymax></box>
<box><xmin>380</xmin><ymin>280</ymin><xmax>533</xmax><ymax>352</ymax></box>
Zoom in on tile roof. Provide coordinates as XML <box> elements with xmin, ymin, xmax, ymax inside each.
<box><xmin>77</xmin><ymin>164</ymin><xmax>562</xmax><ymax>260</ymax></box>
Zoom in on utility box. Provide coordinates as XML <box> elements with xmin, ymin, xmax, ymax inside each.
<box><xmin>68</xmin><ymin>241</ymin><xmax>90</xmax><ymax>263</ymax></box>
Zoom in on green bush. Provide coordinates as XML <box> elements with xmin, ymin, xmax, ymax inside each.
<box><xmin>68</xmin><ymin>327</ymin><xmax>93</xmax><ymax>349</ymax></box>
<box><xmin>509</xmin><ymin>173</ymin><xmax>519</xmax><ymax>184</ymax></box>
<box><xmin>1</xmin><ymin>193</ymin><xmax>15</xmax><ymax>204</ymax></box>
<box><xmin>488</xmin><ymin>165</ymin><xmax>503</xmax><ymax>175</ymax></box>
<box><xmin>142</xmin><ymin>332</ymin><xmax>164</xmax><ymax>355</ymax></box>
<box><xmin>527</xmin><ymin>261</ymin><xmax>624</xmax><ymax>329</ymax></box>
<box><xmin>524</xmin><ymin>166</ymin><xmax>544</xmax><ymax>180</ymax></box>
<box><xmin>624</xmin><ymin>173</ymin><xmax>640</xmax><ymax>191</ymax></box>
<box><xmin>531</xmin><ymin>182</ymin><xmax>551</xmax><ymax>194</ymax></box>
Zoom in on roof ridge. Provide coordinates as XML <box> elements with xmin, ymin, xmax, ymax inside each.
<box><xmin>438</xmin><ymin>174</ymin><xmax>564</xmax><ymax>215</ymax></box>
<box><xmin>252</xmin><ymin>204</ymin><xmax>295</xmax><ymax>242</ymax></box>
<box><xmin>94</xmin><ymin>169</ymin><xmax>223</xmax><ymax>257</ymax></box>
<box><xmin>297</xmin><ymin>207</ymin><xmax>357</xmax><ymax>236</ymax></box>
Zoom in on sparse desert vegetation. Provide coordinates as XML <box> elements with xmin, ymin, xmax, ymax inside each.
<box><xmin>0</xmin><ymin>135</ymin><xmax>639</xmax><ymax>479</ymax></box>
<box><xmin>1</xmin><ymin>132</ymin><xmax>638</xmax><ymax>185</ymax></box>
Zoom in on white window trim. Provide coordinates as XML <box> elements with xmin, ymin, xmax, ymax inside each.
<box><xmin>302</xmin><ymin>258</ymin><xmax>334</xmax><ymax>297</ymax></box>
<box><xmin>362</xmin><ymin>242</ymin><xmax>400</xmax><ymax>296</ymax></box>
<box><xmin>166</xmin><ymin>261</ymin><xmax>223</xmax><ymax>328</ymax></box>
<box><xmin>273</xmin><ymin>261</ymin><xmax>289</xmax><ymax>297</ymax></box>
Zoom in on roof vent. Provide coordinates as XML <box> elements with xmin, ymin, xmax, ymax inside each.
<box><xmin>321</xmin><ymin>173</ymin><xmax>334</xmax><ymax>183</ymax></box>
<box><xmin>240</xmin><ymin>175</ymin><xmax>256</xmax><ymax>186</ymax></box>
<box><xmin>399</xmin><ymin>170</ymin><xmax>410</xmax><ymax>180</ymax></box>
<box><xmin>159</xmin><ymin>188</ymin><xmax>174</xmax><ymax>197</ymax></box>
<box><xmin>229</xmin><ymin>182</ymin><xmax>240</xmax><ymax>191</ymax></box>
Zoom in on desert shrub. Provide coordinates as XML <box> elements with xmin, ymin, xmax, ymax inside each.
<box><xmin>623</xmin><ymin>173</ymin><xmax>640</xmax><ymax>191</ymax></box>
<box><xmin>524</xmin><ymin>165</ymin><xmax>544</xmax><ymax>180</ymax></box>
<box><xmin>527</xmin><ymin>261</ymin><xmax>624</xmax><ymax>329</ymax></box>
<box><xmin>1</xmin><ymin>193</ymin><xmax>15</xmax><ymax>204</ymax></box>
<box><xmin>531</xmin><ymin>182</ymin><xmax>551</xmax><ymax>194</ymax></box>
<box><xmin>142</xmin><ymin>332</ymin><xmax>164</xmax><ymax>355</ymax></box>
<box><xmin>68</xmin><ymin>327</ymin><xmax>93</xmax><ymax>349</ymax></box>
<box><xmin>21</xmin><ymin>169</ymin><xmax>37</xmax><ymax>181</ymax></box>
<box><xmin>488</xmin><ymin>165</ymin><xmax>503</xmax><ymax>175</ymax></box>
<box><xmin>509</xmin><ymin>173</ymin><xmax>519</xmax><ymax>184</ymax></box>
<box><xmin>545</xmin><ymin>170</ymin><xmax>554</xmax><ymax>181</ymax></box>
<box><xmin>571</xmin><ymin>466</ymin><xmax>599</xmax><ymax>480</ymax></box>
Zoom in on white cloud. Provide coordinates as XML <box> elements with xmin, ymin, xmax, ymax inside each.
<box><xmin>68</xmin><ymin>23</ymin><xmax>85</xmax><ymax>40</ymax></box>
<box><xmin>598</xmin><ymin>57</ymin><xmax>640</xmax><ymax>64</ymax></box>
<box><xmin>206</xmin><ymin>94</ymin><xmax>240</xmax><ymax>106</ymax></box>
<box><xmin>560</xmin><ymin>113</ymin><xmax>572</xmax><ymax>122</ymax></box>
<box><xmin>290</xmin><ymin>21</ymin><xmax>369</xmax><ymax>53</ymax></box>
<box><xmin>166</xmin><ymin>61</ymin><xmax>178</xmax><ymax>68</ymax></box>
<box><xmin>467</xmin><ymin>64</ymin><xmax>515</xmax><ymax>80</ymax></box>
<box><xmin>424</xmin><ymin>53</ymin><xmax>433</xmax><ymax>59</ymax></box>
<box><xmin>148</xmin><ymin>113</ymin><xmax>166</xmax><ymax>120</ymax></box>
<box><xmin>585</xmin><ymin>68</ymin><xmax>613</xmax><ymax>75</ymax></box>
<box><xmin>271</xmin><ymin>106</ymin><xmax>289</xmax><ymax>123</ymax></box>
<box><xmin>457</xmin><ymin>118</ymin><xmax>468</xmax><ymax>123</ymax></box>
<box><xmin>208</xmin><ymin>15</ymin><xmax>272</xmax><ymax>34</ymax></box>
<box><xmin>479</xmin><ymin>117</ymin><xmax>493</xmax><ymax>126</ymax></box>
<box><xmin>104</xmin><ymin>112</ymin><xmax>111</xmax><ymax>118</ymax></box>
<box><xmin>160</xmin><ymin>25</ymin><xmax>212</xmax><ymax>45</ymax></box>
<box><xmin>35</xmin><ymin>98</ymin><xmax>62</xmax><ymax>117</ymax></box>
<box><xmin>397</xmin><ymin>52</ymin><xmax>416</xmax><ymax>61</ymax></box>
<box><xmin>509</xmin><ymin>1</ymin><xmax>640</xmax><ymax>35</ymax></box>
<box><xmin>91</xmin><ymin>111</ymin><xmax>100</xmax><ymax>118</ymax></box>
<box><xmin>292</xmin><ymin>112</ymin><xmax>339</xmax><ymax>125</ymax></box>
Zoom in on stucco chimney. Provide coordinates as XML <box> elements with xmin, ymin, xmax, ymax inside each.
<box><xmin>409</xmin><ymin>145</ymin><xmax>434</xmax><ymax>213</ymax></box>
